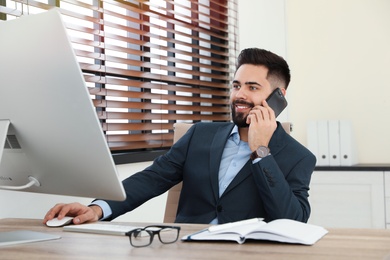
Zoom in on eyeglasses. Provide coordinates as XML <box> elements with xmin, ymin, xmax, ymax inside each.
<box><xmin>125</xmin><ymin>225</ymin><xmax>181</xmax><ymax>247</ymax></box>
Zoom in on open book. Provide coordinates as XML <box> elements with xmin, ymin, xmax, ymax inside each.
<box><xmin>182</xmin><ymin>218</ymin><xmax>328</xmax><ymax>245</ymax></box>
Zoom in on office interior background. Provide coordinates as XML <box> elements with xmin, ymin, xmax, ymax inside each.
<box><xmin>1</xmin><ymin>0</ymin><xmax>390</xmax><ymax>226</ymax></box>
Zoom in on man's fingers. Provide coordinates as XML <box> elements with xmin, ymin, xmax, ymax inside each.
<box><xmin>73</xmin><ymin>207</ymin><xmax>99</xmax><ymax>224</ymax></box>
<box><xmin>43</xmin><ymin>203</ymin><xmax>67</xmax><ymax>223</ymax></box>
<box><xmin>43</xmin><ymin>202</ymin><xmax>85</xmax><ymax>224</ymax></box>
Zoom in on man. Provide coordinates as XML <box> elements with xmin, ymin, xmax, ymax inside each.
<box><xmin>44</xmin><ymin>48</ymin><xmax>316</xmax><ymax>225</ymax></box>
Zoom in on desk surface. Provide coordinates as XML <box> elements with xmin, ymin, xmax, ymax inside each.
<box><xmin>1</xmin><ymin>218</ymin><xmax>390</xmax><ymax>259</ymax></box>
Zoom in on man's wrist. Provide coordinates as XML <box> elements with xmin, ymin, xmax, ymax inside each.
<box><xmin>89</xmin><ymin>200</ymin><xmax>112</xmax><ymax>220</ymax></box>
<box><xmin>250</xmin><ymin>146</ymin><xmax>270</xmax><ymax>160</ymax></box>
<box><xmin>89</xmin><ymin>205</ymin><xmax>103</xmax><ymax>220</ymax></box>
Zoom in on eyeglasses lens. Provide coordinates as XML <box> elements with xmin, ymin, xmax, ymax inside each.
<box><xmin>130</xmin><ymin>229</ymin><xmax>152</xmax><ymax>247</ymax></box>
<box><xmin>158</xmin><ymin>227</ymin><xmax>179</xmax><ymax>244</ymax></box>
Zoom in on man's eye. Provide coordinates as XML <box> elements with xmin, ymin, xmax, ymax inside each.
<box><xmin>232</xmin><ymin>84</ymin><xmax>240</xmax><ymax>89</ymax></box>
<box><xmin>249</xmin><ymin>86</ymin><xmax>258</xmax><ymax>90</ymax></box>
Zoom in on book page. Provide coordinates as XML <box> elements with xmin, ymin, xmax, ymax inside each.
<box><xmin>183</xmin><ymin>219</ymin><xmax>328</xmax><ymax>245</ymax></box>
<box><xmin>245</xmin><ymin>219</ymin><xmax>328</xmax><ymax>245</ymax></box>
<box><xmin>210</xmin><ymin>220</ymin><xmax>268</xmax><ymax>237</ymax></box>
<box><xmin>183</xmin><ymin>220</ymin><xmax>267</xmax><ymax>242</ymax></box>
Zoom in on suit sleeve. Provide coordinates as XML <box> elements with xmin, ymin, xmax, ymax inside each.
<box><xmin>101</xmin><ymin>125</ymin><xmax>195</xmax><ymax>220</ymax></box>
<box><xmin>250</xmin><ymin>151</ymin><xmax>316</xmax><ymax>223</ymax></box>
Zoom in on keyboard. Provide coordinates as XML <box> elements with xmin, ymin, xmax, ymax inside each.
<box><xmin>63</xmin><ymin>222</ymin><xmax>140</xmax><ymax>236</ymax></box>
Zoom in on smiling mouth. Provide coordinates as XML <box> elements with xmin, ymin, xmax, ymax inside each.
<box><xmin>234</xmin><ymin>101</ymin><xmax>254</xmax><ymax>112</ymax></box>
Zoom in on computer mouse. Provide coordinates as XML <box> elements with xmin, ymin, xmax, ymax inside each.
<box><xmin>46</xmin><ymin>216</ymin><xmax>74</xmax><ymax>227</ymax></box>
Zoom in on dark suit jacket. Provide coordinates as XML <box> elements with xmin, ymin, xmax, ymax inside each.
<box><xmin>105</xmin><ymin>122</ymin><xmax>316</xmax><ymax>224</ymax></box>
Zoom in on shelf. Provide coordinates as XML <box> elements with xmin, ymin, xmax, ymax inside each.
<box><xmin>315</xmin><ymin>164</ymin><xmax>390</xmax><ymax>171</ymax></box>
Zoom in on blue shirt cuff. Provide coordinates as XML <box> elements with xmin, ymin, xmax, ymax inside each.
<box><xmin>251</xmin><ymin>158</ymin><xmax>262</xmax><ymax>164</ymax></box>
<box><xmin>90</xmin><ymin>200</ymin><xmax>112</xmax><ymax>220</ymax></box>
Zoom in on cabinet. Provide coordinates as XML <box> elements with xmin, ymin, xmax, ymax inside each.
<box><xmin>385</xmin><ymin>171</ymin><xmax>390</xmax><ymax>229</ymax></box>
<box><xmin>308</xmin><ymin>169</ymin><xmax>387</xmax><ymax>229</ymax></box>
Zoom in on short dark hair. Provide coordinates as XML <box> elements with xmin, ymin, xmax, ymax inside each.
<box><xmin>236</xmin><ymin>48</ymin><xmax>291</xmax><ymax>90</ymax></box>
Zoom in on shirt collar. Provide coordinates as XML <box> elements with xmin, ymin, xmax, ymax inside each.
<box><xmin>229</xmin><ymin>125</ymin><xmax>241</xmax><ymax>145</ymax></box>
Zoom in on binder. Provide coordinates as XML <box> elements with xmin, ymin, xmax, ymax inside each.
<box><xmin>306</xmin><ymin>119</ymin><xmax>357</xmax><ymax>166</ymax></box>
<box><xmin>328</xmin><ymin>120</ymin><xmax>341</xmax><ymax>166</ymax></box>
<box><xmin>317</xmin><ymin>120</ymin><xmax>330</xmax><ymax>166</ymax></box>
<box><xmin>339</xmin><ymin>120</ymin><xmax>358</xmax><ymax>166</ymax></box>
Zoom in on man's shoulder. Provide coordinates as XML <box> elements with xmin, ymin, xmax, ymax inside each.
<box><xmin>280</xmin><ymin>131</ymin><xmax>316</xmax><ymax>163</ymax></box>
<box><xmin>190</xmin><ymin>122</ymin><xmax>234</xmax><ymax>138</ymax></box>
<box><xmin>274</xmin><ymin>123</ymin><xmax>315</xmax><ymax>158</ymax></box>
<box><xmin>194</xmin><ymin>121</ymin><xmax>233</xmax><ymax>130</ymax></box>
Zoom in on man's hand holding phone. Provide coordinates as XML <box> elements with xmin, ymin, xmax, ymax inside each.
<box><xmin>246</xmin><ymin>100</ymin><xmax>277</xmax><ymax>152</ymax></box>
<box><xmin>246</xmin><ymin>88</ymin><xmax>288</xmax><ymax>152</ymax></box>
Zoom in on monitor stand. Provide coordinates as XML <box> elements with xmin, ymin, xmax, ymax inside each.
<box><xmin>0</xmin><ymin>120</ymin><xmax>40</xmax><ymax>190</ymax></box>
<box><xmin>0</xmin><ymin>121</ymin><xmax>58</xmax><ymax>246</ymax></box>
<box><xmin>0</xmin><ymin>120</ymin><xmax>10</xmax><ymax>161</ymax></box>
<box><xmin>0</xmin><ymin>230</ymin><xmax>61</xmax><ymax>247</ymax></box>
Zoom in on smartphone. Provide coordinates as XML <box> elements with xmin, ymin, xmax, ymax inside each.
<box><xmin>265</xmin><ymin>88</ymin><xmax>288</xmax><ymax>118</ymax></box>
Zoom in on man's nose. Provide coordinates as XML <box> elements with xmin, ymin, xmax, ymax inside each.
<box><xmin>235</xmin><ymin>87</ymin><xmax>247</xmax><ymax>99</ymax></box>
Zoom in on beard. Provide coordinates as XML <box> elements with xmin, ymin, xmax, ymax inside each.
<box><xmin>231</xmin><ymin>100</ymin><xmax>254</xmax><ymax>128</ymax></box>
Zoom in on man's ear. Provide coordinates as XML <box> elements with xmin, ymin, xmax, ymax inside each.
<box><xmin>280</xmin><ymin>87</ymin><xmax>287</xmax><ymax>96</ymax></box>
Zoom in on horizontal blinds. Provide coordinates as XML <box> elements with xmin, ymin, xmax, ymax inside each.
<box><xmin>1</xmin><ymin>0</ymin><xmax>238</xmax><ymax>152</ymax></box>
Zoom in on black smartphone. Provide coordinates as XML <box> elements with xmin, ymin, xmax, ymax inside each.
<box><xmin>265</xmin><ymin>88</ymin><xmax>288</xmax><ymax>118</ymax></box>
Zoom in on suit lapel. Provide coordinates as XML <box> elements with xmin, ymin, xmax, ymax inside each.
<box><xmin>209</xmin><ymin>123</ymin><xmax>235</xmax><ymax>201</ymax></box>
<box><xmin>221</xmin><ymin>122</ymin><xmax>288</xmax><ymax>197</ymax></box>
<box><xmin>221</xmin><ymin>160</ymin><xmax>252</xmax><ymax>197</ymax></box>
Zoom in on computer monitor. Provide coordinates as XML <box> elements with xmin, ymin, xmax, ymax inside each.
<box><xmin>0</xmin><ymin>9</ymin><xmax>126</xmax><ymax>201</ymax></box>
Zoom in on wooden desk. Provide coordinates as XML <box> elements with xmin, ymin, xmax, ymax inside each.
<box><xmin>1</xmin><ymin>218</ymin><xmax>390</xmax><ymax>259</ymax></box>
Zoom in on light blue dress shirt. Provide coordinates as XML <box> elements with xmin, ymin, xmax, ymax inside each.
<box><xmin>209</xmin><ymin>125</ymin><xmax>253</xmax><ymax>224</ymax></box>
<box><xmin>92</xmin><ymin>125</ymin><xmax>260</xmax><ymax>222</ymax></box>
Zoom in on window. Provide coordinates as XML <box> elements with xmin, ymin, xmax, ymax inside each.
<box><xmin>1</xmin><ymin>0</ymin><xmax>238</xmax><ymax>163</ymax></box>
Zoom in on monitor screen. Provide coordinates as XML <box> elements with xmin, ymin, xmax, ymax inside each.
<box><xmin>0</xmin><ymin>9</ymin><xmax>126</xmax><ymax>201</ymax></box>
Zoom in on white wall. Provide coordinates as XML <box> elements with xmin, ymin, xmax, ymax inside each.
<box><xmin>285</xmin><ymin>0</ymin><xmax>390</xmax><ymax>164</ymax></box>
<box><xmin>237</xmin><ymin>0</ymin><xmax>287</xmax><ymax>57</ymax></box>
<box><xmin>237</xmin><ymin>0</ymin><xmax>290</xmax><ymax>123</ymax></box>
<box><xmin>240</xmin><ymin>0</ymin><xmax>390</xmax><ymax>164</ymax></box>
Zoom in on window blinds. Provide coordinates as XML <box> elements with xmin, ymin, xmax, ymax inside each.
<box><xmin>1</xmin><ymin>0</ymin><xmax>238</xmax><ymax>153</ymax></box>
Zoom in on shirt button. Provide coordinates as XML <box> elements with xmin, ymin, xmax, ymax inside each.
<box><xmin>217</xmin><ymin>205</ymin><xmax>223</xmax><ymax>212</ymax></box>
